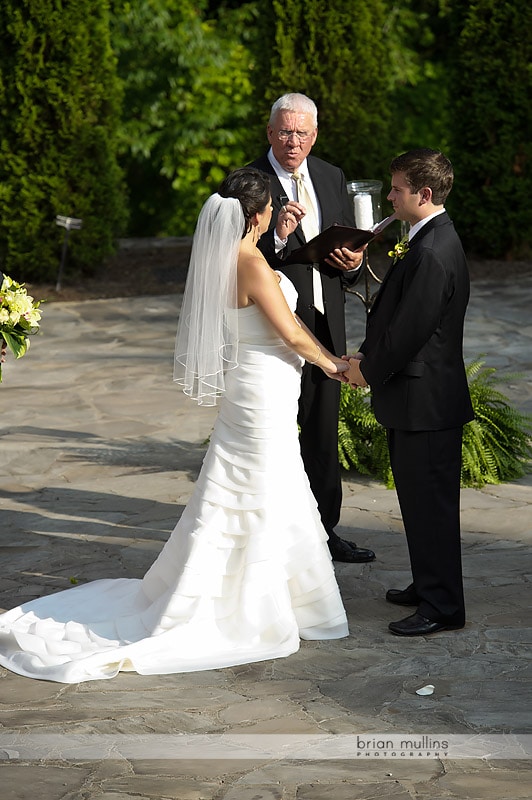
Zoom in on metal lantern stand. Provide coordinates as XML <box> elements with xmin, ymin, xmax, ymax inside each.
<box><xmin>346</xmin><ymin>180</ymin><xmax>385</xmax><ymax>314</ymax></box>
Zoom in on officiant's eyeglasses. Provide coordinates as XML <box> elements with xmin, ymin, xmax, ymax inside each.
<box><xmin>277</xmin><ymin>130</ymin><xmax>311</xmax><ymax>143</ymax></box>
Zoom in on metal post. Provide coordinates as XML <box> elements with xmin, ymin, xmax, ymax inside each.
<box><xmin>345</xmin><ymin>250</ymin><xmax>386</xmax><ymax>314</ymax></box>
<box><xmin>345</xmin><ymin>180</ymin><xmax>388</xmax><ymax>314</ymax></box>
<box><xmin>55</xmin><ymin>215</ymin><xmax>82</xmax><ymax>292</ymax></box>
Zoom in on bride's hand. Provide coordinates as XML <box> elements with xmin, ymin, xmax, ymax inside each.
<box><xmin>322</xmin><ymin>358</ymin><xmax>349</xmax><ymax>382</ymax></box>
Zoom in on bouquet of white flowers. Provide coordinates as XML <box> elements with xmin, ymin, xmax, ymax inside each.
<box><xmin>0</xmin><ymin>274</ymin><xmax>43</xmax><ymax>382</ymax></box>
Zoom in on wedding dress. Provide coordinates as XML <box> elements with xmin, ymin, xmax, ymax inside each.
<box><xmin>0</xmin><ymin>274</ymin><xmax>348</xmax><ymax>683</ymax></box>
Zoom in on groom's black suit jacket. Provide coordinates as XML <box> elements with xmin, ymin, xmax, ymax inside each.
<box><xmin>359</xmin><ymin>211</ymin><xmax>474</xmax><ymax>431</ymax></box>
<box><xmin>359</xmin><ymin>211</ymin><xmax>473</xmax><ymax>624</ymax></box>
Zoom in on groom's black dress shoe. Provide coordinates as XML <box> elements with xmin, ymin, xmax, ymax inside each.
<box><xmin>386</xmin><ymin>584</ymin><xmax>419</xmax><ymax>606</ymax></box>
<box><xmin>327</xmin><ymin>531</ymin><xmax>376</xmax><ymax>563</ymax></box>
<box><xmin>388</xmin><ymin>612</ymin><xmax>464</xmax><ymax>637</ymax></box>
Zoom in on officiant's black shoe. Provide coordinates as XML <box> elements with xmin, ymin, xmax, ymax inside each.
<box><xmin>386</xmin><ymin>584</ymin><xmax>419</xmax><ymax>606</ymax></box>
<box><xmin>388</xmin><ymin>612</ymin><xmax>464</xmax><ymax>637</ymax></box>
<box><xmin>327</xmin><ymin>531</ymin><xmax>376</xmax><ymax>563</ymax></box>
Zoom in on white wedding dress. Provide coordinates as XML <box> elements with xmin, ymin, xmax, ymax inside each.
<box><xmin>0</xmin><ymin>274</ymin><xmax>348</xmax><ymax>683</ymax></box>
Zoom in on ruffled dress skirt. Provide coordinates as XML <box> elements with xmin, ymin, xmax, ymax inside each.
<box><xmin>0</xmin><ymin>277</ymin><xmax>348</xmax><ymax>683</ymax></box>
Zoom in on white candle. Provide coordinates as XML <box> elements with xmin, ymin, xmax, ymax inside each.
<box><xmin>354</xmin><ymin>193</ymin><xmax>374</xmax><ymax>229</ymax></box>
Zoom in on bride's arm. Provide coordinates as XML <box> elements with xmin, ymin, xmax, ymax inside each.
<box><xmin>291</xmin><ymin>313</ymin><xmax>347</xmax><ymax>381</ymax></box>
<box><xmin>239</xmin><ymin>257</ymin><xmax>348</xmax><ymax>377</ymax></box>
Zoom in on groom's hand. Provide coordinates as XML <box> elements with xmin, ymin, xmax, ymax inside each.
<box><xmin>344</xmin><ymin>355</ymin><xmax>368</xmax><ymax>388</ymax></box>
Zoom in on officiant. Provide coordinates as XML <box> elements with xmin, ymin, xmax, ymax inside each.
<box><xmin>249</xmin><ymin>92</ymin><xmax>376</xmax><ymax>564</ymax></box>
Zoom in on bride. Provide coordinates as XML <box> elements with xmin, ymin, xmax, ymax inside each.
<box><xmin>0</xmin><ymin>167</ymin><xmax>349</xmax><ymax>683</ymax></box>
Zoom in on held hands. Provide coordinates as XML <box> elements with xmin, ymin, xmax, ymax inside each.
<box><xmin>322</xmin><ymin>357</ymin><xmax>350</xmax><ymax>383</ymax></box>
<box><xmin>342</xmin><ymin>353</ymin><xmax>368</xmax><ymax>389</ymax></box>
<box><xmin>276</xmin><ymin>201</ymin><xmax>307</xmax><ymax>239</ymax></box>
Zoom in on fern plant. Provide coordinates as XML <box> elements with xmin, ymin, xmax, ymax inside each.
<box><xmin>338</xmin><ymin>358</ymin><xmax>532</xmax><ymax>489</ymax></box>
<box><xmin>338</xmin><ymin>385</ymin><xmax>394</xmax><ymax>488</ymax></box>
<box><xmin>461</xmin><ymin>359</ymin><xmax>532</xmax><ymax>486</ymax></box>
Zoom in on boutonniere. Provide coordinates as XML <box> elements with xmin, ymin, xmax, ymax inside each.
<box><xmin>388</xmin><ymin>235</ymin><xmax>409</xmax><ymax>264</ymax></box>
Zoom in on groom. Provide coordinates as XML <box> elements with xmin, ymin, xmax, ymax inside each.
<box><xmin>347</xmin><ymin>148</ymin><xmax>474</xmax><ymax>636</ymax></box>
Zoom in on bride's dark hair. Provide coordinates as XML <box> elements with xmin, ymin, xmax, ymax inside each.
<box><xmin>219</xmin><ymin>168</ymin><xmax>271</xmax><ymax>238</ymax></box>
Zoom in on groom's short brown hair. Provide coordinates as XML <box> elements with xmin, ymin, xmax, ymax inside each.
<box><xmin>390</xmin><ymin>148</ymin><xmax>454</xmax><ymax>205</ymax></box>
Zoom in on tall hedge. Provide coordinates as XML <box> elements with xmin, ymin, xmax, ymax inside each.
<box><xmin>383</xmin><ymin>0</ymin><xmax>453</xmax><ymax>155</ymax></box>
<box><xmin>448</xmin><ymin>1</ymin><xmax>532</xmax><ymax>258</ymax></box>
<box><xmin>0</xmin><ymin>0</ymin><xmax>126</xmax><ymax>282</ymax></box>
<box><xmin>110</xmin><ymin>0</ymin><xmax>256</xmax><ymax>237</ymax></box>
<box><xmin>250</xmin><ymin>0</ymin><xmax>392</xmax><ymax>185</ymax></box>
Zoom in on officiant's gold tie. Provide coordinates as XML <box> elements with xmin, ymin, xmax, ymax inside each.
<box><xmin>292</xmin><ymin>170</ymin><xmax>324</xmax><ymax>314</ymax></box>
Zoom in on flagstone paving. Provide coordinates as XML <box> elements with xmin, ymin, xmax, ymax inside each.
<box><xmin>0</xmin><ymin>273</ymin><xmax>531</xmax><ymax>798</ymax></box>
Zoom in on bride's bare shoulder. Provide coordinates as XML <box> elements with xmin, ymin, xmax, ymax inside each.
<box><xmin>238</xmin><ymin>250</ymin><xmax>277</xmax><ymax>280</ymax></box>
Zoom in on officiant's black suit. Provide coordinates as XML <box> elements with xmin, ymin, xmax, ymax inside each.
<box><xmin>359</xmin><ymin>211</ymin><xmax>474</xmax><ymax>625</ymax></box>
<box><xmin>250</xmin><ymin>153</ymin><xmax>361</xmax><ymax>536</ymax></box>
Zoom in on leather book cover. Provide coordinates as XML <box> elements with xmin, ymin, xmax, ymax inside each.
<box><xmin>285</xmin><ymin>213</ymin><xmax>396</xmax><ymax>264</ymax></box>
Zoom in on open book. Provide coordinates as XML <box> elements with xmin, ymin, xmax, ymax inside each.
<box><xmin>285</xmin><ymin>213</ymin><xmax>397</xmax><ymax>265</ymax></box>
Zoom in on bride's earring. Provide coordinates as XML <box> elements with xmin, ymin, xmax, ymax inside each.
<box><xmin>253</xmin><ymin>224</ymin><xmax>260</xmax><ymax>243</ymax></box>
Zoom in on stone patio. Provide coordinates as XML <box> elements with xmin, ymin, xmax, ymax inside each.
<box><xmin>0</xmin><ymin>273</ymin><xmax>531</xmax><ymax>798</ymax></box>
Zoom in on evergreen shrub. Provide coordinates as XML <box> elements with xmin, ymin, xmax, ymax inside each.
<box><xmin>0</xmin><ymin>0</ymin><xmax>126</xmax><ymax>282</ymax></box>
<box><xmin>448</xmin><ymin>1</ymin><xmax>532</xmax><ymax>258</ymax></box>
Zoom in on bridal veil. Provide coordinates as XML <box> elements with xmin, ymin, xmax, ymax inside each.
<box><xmin>174</xmin><ymin>193</ymin><xmax>243</xmax><ymax>405</ymax></box>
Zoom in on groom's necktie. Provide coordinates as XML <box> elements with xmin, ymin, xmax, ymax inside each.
<box><xmin>292</xmin><ymin>170</ymin><xmax>324</xmax><ymax>314</ymax></box>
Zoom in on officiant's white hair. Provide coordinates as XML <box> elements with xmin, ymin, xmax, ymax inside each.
<box><xmin>269</xmin><ymin>93</ymin><xmax>318</xmax><ymax>128</ymax></box>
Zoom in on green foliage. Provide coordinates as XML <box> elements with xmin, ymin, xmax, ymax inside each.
<box><xmin>447</xmin><ymin>1</ymin><xmax>532</xmax><ymax>258</ymax></box>
<box><xmin>382</xmin><ymin>0</ymin><xmax>453</xmax><ymax>155</ymax></box>
<box><xmin>110</xmin><ymin>0</ymin><xmax>256</xmax><ymax>236</ymax></box>
<box><xmin>338</xmin><ymin>359</ymin><xmax>532</xmax><ymax>489</ymax></box>
<box><xmin>0</xmin><ymin>0</ymin><xmax>127</xmax><ymax>282</ymax></box>
<box><xmin>338</xmin><ymin>385</ymin><xmax>394</xmax><ymax>488</ymax></box>
<box><xmin>2</xmin><ymin>0</ymin><xmax>530</xmax><ymax>268</ymax></box>
<box><xmin>461</xmin><ymin>359</ymin><xmax>532</xmax><ymax>487</ymax></box>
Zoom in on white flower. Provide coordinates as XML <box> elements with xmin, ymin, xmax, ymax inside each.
<box><xmin>0</xmin><ymin>273</ymin><xmax>43</xmax><ymax>381</ymax></box>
